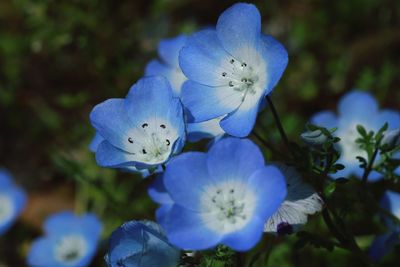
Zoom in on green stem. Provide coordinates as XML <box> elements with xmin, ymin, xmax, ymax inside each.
<box><xmin>266</xmin><ymin>96</ymin><xmax>290</xmax><ymax>148</ymax></box>
<box><xmin>362</xmin><ymin>146</ymin><xmax>379</xmax><ymax>183</ymax></box>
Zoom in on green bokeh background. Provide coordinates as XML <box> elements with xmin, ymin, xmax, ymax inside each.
<box><xmin>0</xmin><ymin>0</ymin><xmax>399</xmax><ymax>266</ymax></box>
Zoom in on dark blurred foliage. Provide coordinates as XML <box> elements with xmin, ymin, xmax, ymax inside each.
<box><xmin>0</xmin><ymin>0</ymin><xmax>399</xmax><ymax>266</ymax></box>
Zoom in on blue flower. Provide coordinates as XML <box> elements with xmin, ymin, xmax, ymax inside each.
<box><xmin>179</xmin><ymin>3</ymin><xmax>288</xmax><ymax>137</ymax></box>
<box><xmin>90</xmin><ymin>76</ymin><xmax>186</xmax><ymax>171</ymax></box>
<box><xmin>145</xmin><ymin>34</ymin><xmax>225</xmax><ymax>142</ymax></box>
<box><xmin>27</xmin><ymin>211</ymin><xmax>102</xmax><ymax>267</ymax></box>
<box><xmin>369</xmin><ymin>191</ymin><xmax>400</xmax><ymax>261</ymax></box>
<box><xmin>0</xmin><ymin>169</ymin><xmax>27</xmax><ymax>235</ymax></box>
<box><xmin>311</xmin><ymin>90</ymin><xmax>400</xmax><ymax>181</ymax></box>
<box><xmin>105</xmin><ymin>220</ymin><xmax>180</xmax><ymax>267</ymax></box>
<box><xmin>264</xmin><ymin>164</ymin><xmax>323</xmax><ymax>234</ymax></box>
<box><xmin>154</xmin><ymin>137</ymin><xmax>287</xmax><ymax>251</ymax></box>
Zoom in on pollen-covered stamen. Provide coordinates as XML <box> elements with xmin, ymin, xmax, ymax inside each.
<box><xmin>125</xmin><ymin>120</ymin><xmax>178</xmax><ymax>164</ymax></box>
<box><xmin>221</xmin><ymin>58</ymin><xmax>260</xmax><ymax>101</ymax></box>
<box><xmin>54</xmin><ymin>235</ymin><xmax>87</xmax><ymax>264</ymax></box>
<box><xmin>201</xmin><ymin>181</ymin><xmax>256</xmax><ymax>234</ymax></box>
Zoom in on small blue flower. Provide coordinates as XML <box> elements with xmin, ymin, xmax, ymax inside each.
<box><xmin>105</xmin><ymin>220</ymin><xmax>180</xmax><ymax>267</ymax></box>
<box><xmin>369</xmin><ymin>191</ymin><xmax>400</xmax><ymax>261</ymax></box>
<box><xmin>0</xmin><ymin>169</ymin><xmax>27</xmax><ymax>235</ymax></box>
<box><xmin>145</xmin><ymin>34</ymin><xmax>225</xmax><ymax>142</ymax></box>
<box><xmin>179</xmin><ymin>3</ymin><xmax>288</xmax><ymax>137</ymax></box>
<box><xmin>155</xmin><ymin>137</ymin><xmax>287</xmax><ymax>251</ymax></box>
<box><xmin>90</xmin><ymin>76</ymin><xmax>186</xmax><ymax>170</ymax></box>
<box><xmin>27</xmin><ymin>211</ymin><xmax>102</xmax><ymax>267</ymax></box>
<box><xmin>264</xmin><ymin>164</ymin><xmax>323</xmax><ymax>234</ymax></box>
<box><xmin>311</xmin><ymin>90</ymin><xmax>400</xmax><ymax>181</ymax></box>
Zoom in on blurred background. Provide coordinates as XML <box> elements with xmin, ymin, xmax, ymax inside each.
<box><xmin>0</xmin><ymin>0</ymin><xmax>399</xmax><ymax>266</ymax></box>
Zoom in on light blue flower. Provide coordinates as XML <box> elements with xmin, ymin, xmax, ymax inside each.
<box><xmin>145</xmin><ymin>34</ymin><xmax>225</xmax><ymax>142</ymax></box>
<box><xmin>0</xmin><ymin>169</ymin><xmax>27</xmax><ymax>235</ymax></box>
<box><xmin>179</xmin><ymin>3</ymin><xmax>288</xmax><ymax>137</ymax></box>
<box><xmin>27</xmin><ymin>211</ymin><xmax>102</xmax><ymax>267</ymax></box>
<box><xmin>311</xmin><ymin>90</ymin><xmax>400</xmax><ymax>181</ymax></box>
<box><xmin>264</xmin><ymin>164</ymin><xmax>323</xmax><ymax>234</ymax></box>
<box><xmin>155</xmin><ymin>137</ymin><xmax>287</xmax><ymax>251</ymax></box>
<box><xmin>105</xmin><ymin>220</ymin><xmax>180</xmax><ymax>267</ymax></box>
<box><xmin>90</xmin><ymin>76</ymin><xmax>186</xmax><ymax>171</ymax></box>
<box><xmin>369</xmin><ymin>191</ymin><xmax>400</xmax><ymax>261</ymax></box>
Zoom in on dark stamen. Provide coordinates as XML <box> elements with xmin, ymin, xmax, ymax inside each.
<box><xmin>160</xmin><ymin>124</ymin><xmax>166</xmax><ymax>129</ymax></box>
<box><xmin>142</xmin><ymin>149</ymin><xmax>147</xmax><ymax>154</ymax></box>
<box><xmin>128</xmin><ymin>137</ymin><xmax>134</xmax><ymax>144</ymax></box>
<box><xmin>142</xmin><ymin>123</ymin><xmax>148</xmax><ymax>128</ymax></box>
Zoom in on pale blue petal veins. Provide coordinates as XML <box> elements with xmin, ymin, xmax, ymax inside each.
<box><xmin>216</xmin><ymin>3</ymin><xmax>261</xmax><ymax>61</ymax></box>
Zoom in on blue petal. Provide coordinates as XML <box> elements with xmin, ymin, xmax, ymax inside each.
<box><xmin>27</xmin><ymin>237</ymin><xmax>59</xmax><ymax>267</ymax></box>
<box><xmin>369</xmin><ymin>232</ymin><xmax>397</xmax><ymax>262</ymax></box>
<box><xmin>187</xmin><ymin>117</ymin><xmax>225</xmax><ymax>142</ymax></box>
<box><xmin>125</xmin><ymin>76</ymin><xmax>185</xmax><ymax>134</ymax></box>
<box><xmin>216</xmin><ymin>3</ymin><xmax>261</xmax><ymax>60</ymax></box>
<box><xmin>338</xmin><ymin>90</ymin><xmax>378</xmax><ymax>118</ymax></box>
<box><xmin>158</xmin><ymin>204</ymin><xmax>221</xmax><ymax>250</ymax></box>
<box><xmin>221</xmin><ymin>217</ymin><xmax>264</xmax><ymax>251</ymax></box>
<box><xmin>376</xmin><ymin>109</ymin><xmax>400</xmax><ymax>129</ymax></box>
<box><xmin>381</xmin><ymin>190</ymin><xmax>400</xmax><ymax>224</ymax></box>
<box><xmin>148</xmin><ymin>174</ymin><xmax>173</xmax><ymax>205</ymax></box>
<box><xmin>247</xmin><ymin>165</ymin><xmax>287</xmax><ymax>219</ymax></box>
<box><xmin>181</xmin><ymin>80</ymin><xmax>242</xmax><ymax>122</ymax></box>
<box><xmin>95</xmin><ymin>140</ymin><xmax>137</xmax><ymax>168</ymax></box>
<box><xmin>179</xmin><ymin>29</ymin><xmax>232</xmax><ymax>87</ymax></box>
<box><xmin>90</xmin><ymin>98</ymin><xmax>135</xmax><ymax>152</ymax></box>
<box><xmin>163</xmin><ymin>152</ymin><xmax>211</xmax><ymax>210</ymax></box>
<box><xmin>44</xmin><ymin>211</ymin><xmax>102</xmax><ymax>241</ymax></box>
<box><xmin>0</xmin><ymin>169</ymin><xmax>13</xmax><ymax>188</ymax></box>
<box><xmin>207</xmin><ymin>138</ymin><xmax>265</xmax><ymax>183</ymax></box>
<box><xmin>260</xmin><ymin>35</ymin><xmax>289</xmax><ymax>93</ymax></box>
<box><xmin>310</xmin><ymin>111</ymin><xmax>338</xmax><ymax>129</ymax></box>
<box><xmin>158</xmin><ymin>34</ymin><xmax>187</xmax><ymax>67</ymax></box>
<box><xmin>89</xmin><ymin>132</ymin><xmax>104</xmax><ymax>152</ymax></box>
<box><xmin>219</xmin><ymin>96</ymin><xmax>261</xmax><ymax>137</ymax></box>
<box><xmin>145</xmin><ymin>59</ymin><xmax>171</xmax><ymax>79</ymax></box>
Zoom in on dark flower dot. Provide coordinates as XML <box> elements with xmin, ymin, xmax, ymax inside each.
<box><xmin>222</xmin><ymin>72</ymin><xmax>227</xmax><ymax>77</ymax></box>
<box><xmin>166</xmin><ymin>139</ymin><xmax>170</xmax><ymax>146</ymax></box>
<box><xmin>128</xmin><ymin>137</ymin><xmax>134</xmax><ymax>144</ymax></box>
<box><xmin>142</xmin><ymin>123</ymin><xmax>148</xmax><ymax>128</ymax></box>
<box><xmin>160</xmin><ymin>124</ymin><xmax>166</xmax><ymax>129</ymax></box>
<box><xmin>230</xmin><ymin>59</ymin><xmax>235</xmax><ymax>64</ymax></box>
<box><xmin>229</xmin><ymin>81</ymin><xmax>234</xmax><ymax>87</ymax></box>
<box><xmin>142</xmin><ymin>149</ymin><xmax>147</xmax><ymax>154</ymax></box>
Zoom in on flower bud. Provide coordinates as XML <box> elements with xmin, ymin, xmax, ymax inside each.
<box><xmin>300</xmin><ymin>129</ymin><xmax>328</xmax><ymax>146</ymax></box>
<box><xmin>381</xmin><ymin>129</ymin><xmax>400</xmax><ymax>151</ymax></box>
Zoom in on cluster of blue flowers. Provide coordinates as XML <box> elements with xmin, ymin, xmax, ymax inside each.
<box><xmin>2</xmin><ymin>2</ymin><xmax>399</xmax><ymax>266</ymax></box>
<box><xmin>86</xmin><ymin>2</ymin><xmax>400</xmax><ymax>266</ymax></box>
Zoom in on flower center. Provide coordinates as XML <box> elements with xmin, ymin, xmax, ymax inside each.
<box><xmin>54</xmin><ymin>235</ymin><xmax>87</xmax><ymax>264</ymax></box>
<box><xmin>222</xmin><ymin>58</ymin><xmax>260</xmax><ymax>101</ymax></box>
<box><xmin>0</xmin><ymin>194</ymin><xmax>13</xmax><ymax>223</ymax></box>
<box><xmin>200</xmin><ymin>180</ymin><xmax>255</xmax><ymax>234</ymax></box>
<box><xmin>125</xmin><ymin>120</ymin><xmax>178</xmax><ymax>164</ymax></box>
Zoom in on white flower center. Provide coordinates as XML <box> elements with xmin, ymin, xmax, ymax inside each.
<box><xmin>338</xmin><ymin>122</ymin><xmax>368</xmax><ymax>164</ymax></box>
<box><xmin>0</xmin><ymin>194</ymin><xmax>14</xmax><ymax>224</ymax></box>
<box><xmin>124</xmin><ymin>118</ymin><xmax>179</xmax><ymax>164</ymax></box>
<box><xmin>54</xmin><ymin>235</ymin><xmax>88</xmax><ymax>265</ymax></box>
<box><xmin>200</xmin><ymin>180</ymin><xmax>256</xmax><ymax>234</ymax></box>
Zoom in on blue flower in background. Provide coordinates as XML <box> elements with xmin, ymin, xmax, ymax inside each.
<box><xmin>180</xmin><ymin>3</ymin><xmax>288</xmax><ymax>137</ymax></box>
<box><xmin>369</xmin><ymin>191</ymin><xmax>400</xmax><ymax>261</ymax></box>
<box><xmin>0</xmin><ymin>169</ymin><xmax>27</xmax><ymax>235</ymax></box>
<box><xmin>90</xmin><ymin>76</ymin><xmax>186</xmax><ymax>171</ymax></box>
<box><xmin>145</xmin><ymin>34</ymin><xmax>225</xmax><ymax>142</ymax></box>
<box><xmin>27</xmin><ymin>211</ymin><xmax>102</xmax><ymax>267</ymax></box>
<box><xmin>311</xmin><ymin>90</ymin><xmax>400</xmax><ymax>181</ymax></box>
<box><xmin>145</xmin><ymin>35</ymin><xmax>188</xmax><ymax>97</ymax></box>
<box><xmin>155</xmin><ymin>137</ymin><xmax>287</xmax><ymax>251</ymax></box>
<box><xmin>105</xmin><ymin>220</ymin><xmax>180</xmax><ymax>267</ymax></box>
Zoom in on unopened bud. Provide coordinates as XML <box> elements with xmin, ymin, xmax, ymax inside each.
<box><xmin>381</xmin><ymin>129</ymin><xmax>400</xmax><ymax>152</ymax></box>
<box><xmin>301</xmin><ymin>129</ymin><xmax>328</xmax><ymax>146</ymax></box>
